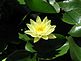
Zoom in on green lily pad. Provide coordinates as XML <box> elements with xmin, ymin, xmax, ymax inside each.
<box><xmin>17</xmin><ymin>0</ymin><xmax>26</xmax><ymax>4</ymax></box>
<box><xmin>25</xmin><ymin>42</ymin><xmax>36</xmax><ymax>52</ymax></box>
<box><xmin>45</xmin><ymin>0</ymin><xmax>60</xmax><ymax>13</ymax></box>
<box><xmin>19</xmin><ymin>33</ymin><xmax>31</xmax><ymax>42</ymax></box>
<box><xmin>67</xmin><ymin>36</ymin><xmax>81</xmax><ymax>61</ymax></box>
<box><xmin>62</xmin><ymin>10</ymin><xmax>81</xmax><ymax>25</ymax></box>
<box><xmin>59</xmin><ymin>0</ymin><xmax>81</xmax><ymax>12</ymax></box>
<box><xmin>68</xmin><ymin>25</ymin><xmax>81</xmax><ymax>37</ymax></box>
<box><xmin>24</xmin><ymin>0</ymin><xmax>57</xmax><ymax>13</ymax></box>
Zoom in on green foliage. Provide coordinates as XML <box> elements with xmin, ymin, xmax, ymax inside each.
<box><xmin>62</xmin><ymin>10</ymin><xmax>81</xmax><ymax>25</ymax></box>
<box><xmin>19</xmin><ymin>33</ymin><xmax>31</xmax><ymax>42</ymax></box>
<box><xmin>24</xmin><ymin>0</ymin><xmax>58</xmax><ymax>13</ymax></box>
<box><xmin>44</xmin><ymin>0</ymin><xmax>60</xmax><ymax>13</ymax></box>
<box><xmin>55</xmin><ymin>41</ymin><xmax>69</xmax><ymax>59</ymax></box>
<box><xmin>17</xmin><ymin>0</ymin><xmax>26</xmax><ymax>4</ymax></box>
<box><xmin>68</xmin><ymin>25</ymin><xmax>81</xmax><ymax>37</ymax></box>
<box><xmin>59</xmin><ymin>0</ymin><xmax>81</xmax><ymax>12</ymax></box>
<box><xmin>67</xmin><ymin>36</ymin><xmax>81</xmax><ymax>61</ymax></box>
<box><xmin>62</xmin><ymin>9</ymin><xmax>81</xmax><ymax>37</ymax></box>
<box><xmin>1</xmin><ymin>0</ymin><xmax>81</xmax><ymax>61</ymax></box>
<box><xmin>25</xmin><ymin>42</ymin><xmax>36</xmax><ymax>52</ymax></box>
<box><xmin>17</xmin><ymin>0</ymin><xmax>60</xmax><ymax>13</ymax></box>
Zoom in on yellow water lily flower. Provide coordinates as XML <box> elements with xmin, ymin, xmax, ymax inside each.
<box><xmin>25</xmin><ymin>16</ymin><xmax>56</xmax><ymax>43</ymax></box>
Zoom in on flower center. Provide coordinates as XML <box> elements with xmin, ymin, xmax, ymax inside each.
<box><xmin>37</xmin><ymin>27</ymin><xmax>43</xmax><ymax>32</ymax></box>
<box><xmin>36</xmin><ymin>25</ymin><xmax>45</xmax><ymax>34</ymax></box>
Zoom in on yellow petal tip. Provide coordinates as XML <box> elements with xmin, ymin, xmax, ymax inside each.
<box><xmin>34</xmin><ymin>37</ymin><xmax>40</xmax><ymax>43</ymax></box>
<box><xmin>48</xmin><ymin>34</ymin><xmax>56</xmax><ymax>39</ymax></box>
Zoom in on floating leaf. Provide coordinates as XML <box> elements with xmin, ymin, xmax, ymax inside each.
<box><xmin>62</xmin><ymin>10</ymin><xmax>81</xmax><ymax>25</ymax></box>
<box><xmin>55</xmin><ymin>41</ymin><xmax>69</xmax><ymax>58</ymax></box>
<box><xmin>24</xmin><ymin>0</ymin><xmax>56</xmax><ymax>13</ymax></box>
<box><xmin>59</xmin><ymin>0</ymin><xmax>81</xmax><ymax>12</ymax></box>
<box><xmin>48</xmin><ymin>0</ymin><xmax>60</xmax><ymax>13</ymax></box>
<box><xmin>25</xmin><ymin>42</ymin><xmax>36</xmax><ymax>52</ymax></box>
<box><xmin>17</xmin><ymin>0</ymin><xmax>26</xmax><ymax>4</ymax></box>
<box><xmin>19</xmin><ymin>33</ymin><xmax>31</xmax><ymax>42</ymax></box>
<box><xmin>67</xmin><ymin>36</ymin><xmax>81</xmax><ymax>61</ymax></box>
<box><xmin>68</xmin><ymin>25</ymin><xmax>81</xmax><ymax>37</ymax></box>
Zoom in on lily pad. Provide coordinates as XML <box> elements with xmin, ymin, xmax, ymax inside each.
<box><xmin>24</xmin><ymin>0</ymin><xmax>57</xmax><ymax>13</ymax></box>
<box><xmin>68</xmin><ymin>25</ymin><xmax>81</xmax><ymax>37</ymax></box>
<box><xmin>67</xmin><ymin>36</ymin><xmax>81</xmax><ymax>61</ymax></box>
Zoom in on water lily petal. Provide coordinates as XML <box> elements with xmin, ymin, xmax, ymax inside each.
<box><xmin>46</xmin><ymin>20</ymin><xmax>51</xmax><ymax>25</ymax></box>
<box><xmin>42</xmin><ymin>16</ymin><xmax>48</xmax><ymax>24</ymax></box>
<box><xmin>24</xmin><ymin>30</ymin><xmax>37</xmax><ymax>37</ymax></box>
<box><xmin>41</xmin><ymin>20</ymin><xmax>51</xmax><ymax>32</ymax></box>
<box><xmin>26</xmin><ymin>24</ymin><xmax>32</xmax><ymax>30</ymax></box>
<box><xmin>34</xmin><ymin>37</ymin><xmax>40</xmax><ymax>43</ymax></box>
<box><xmin>30</xmin><ymin>19</ymin><xmax>36</xmax><ymax>26</ymax></box>
<box><xmin>46</xmin><ymin>25</ymin><xmax>56</xmax><ymax>35</ymax></box>
<box><xmin>42</xmin><ymin>35</ymin><xmax>48</xmax><ymax>40</ymax></box>
<box><xmin>26</xmin><ymin>24</ymin><xmax>35</xmax><ymax>32</ymax></box>
<box><xmin>43</xmin><ymin>25</ymin><xmax>51</xmax><ymax>34</ymax></box>
<box><xmin>36</xmin><ymin>16</ymin><xmax>41</xmax><ymax>24</ymax></box>
<box><xmin>48</xmin><ymin>34</ymin><xmax>56</xmax><ymax>39</ymax></box>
